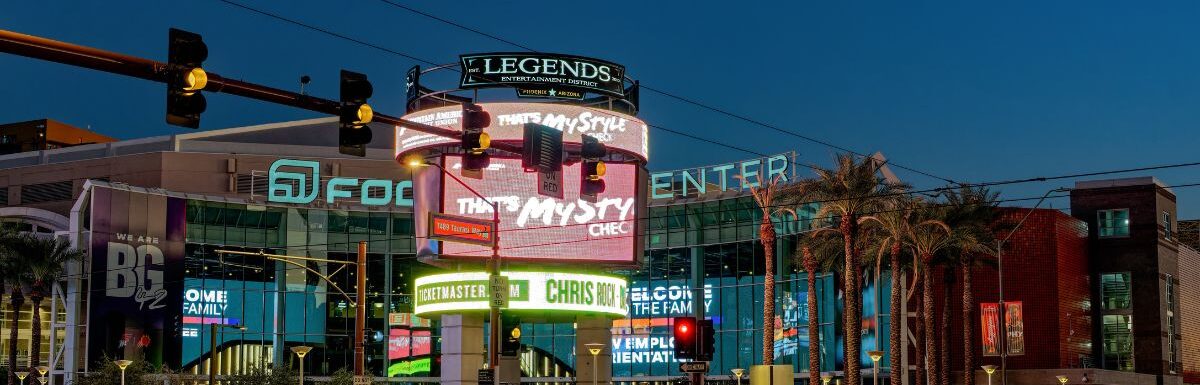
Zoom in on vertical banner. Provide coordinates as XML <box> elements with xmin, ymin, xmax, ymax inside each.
<box><xmin>1005</xmin><ymin>301</ymin><xmax>1026</xmax><ymax>356</ymax></box>
<box><xmin>87</xmin><ymin>186</ymin><xmax>186</xmax><ymax>367</ymax></box>
<box><xmin>980</xmin><ymin>303</ymin><xmax>1001</xmax><ymax>357</ymax></box>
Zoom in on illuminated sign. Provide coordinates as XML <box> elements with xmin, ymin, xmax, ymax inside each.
<box><xmin>413</xmin><ymin>271</ymin><xmax>628</xmax><ymax>317</ymax></box>
<box><xmin>459</xmin><ymin>53</ymin><xmax>626</xmax><ymax>98</ymax></box>
<box><xmin>388</xmin><ymin>357</ymin><xmax>431</xmax><ymax>377</ymax></box>
<box><xmin>396</xmin><ymin>103</ymin><xmax>649</xmax><ymax>161</ymax></box>
<box><xmin>628</xmin><ymin>284</ymin><xmax>713</xmax><ymax>318</ymax></box>
<box><xmin>612</xmin><ymin>335</ymin><xmax>677</xmax><ymax>364</ymax></box>
<box><xmin>180</xmin><ymin>279</ymin><xmax>327</xmax><ymax>366</ymax></box>
<box><xmin>428</xmin><ymin>212</ymin><xmax>495</xmax><ymax>247</ymax></box>
<box><xmin>430</xmin><ymin>156</ymin><xmax>641</xmax><ymax>263</ymax></box>
<box><xmin>649</xmin><ymin>153</ymin><xmax>796</xmax><ymax>200</ymax></box>
<box><xmin>181</xmin><ymin>288</ymin><xmax>238</xmax><ymax>337</ymax></box>
<box><xmin>267</xmin><ymin>159</ymin><xmax>413</xmax><ymax>207</ymax></box>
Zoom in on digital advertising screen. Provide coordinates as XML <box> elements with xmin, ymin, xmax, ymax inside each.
<box><xmin>432</xmin><ymin>155</ymin><xmax>643</xmax><ymax>263</ymax></box>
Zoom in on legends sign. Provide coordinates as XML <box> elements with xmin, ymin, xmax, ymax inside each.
<box><xmin>460</xmin><ymin>53</ymin><xmax>626</xmax><ymax>98</ymax></box>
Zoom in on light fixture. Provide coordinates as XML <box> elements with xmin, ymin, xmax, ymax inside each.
<box><xmin>1056</xmin><ymin>375</ymin><xmax>1069</xmax><ymax>385</ymax></box>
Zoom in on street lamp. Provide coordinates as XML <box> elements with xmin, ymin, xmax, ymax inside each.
<box><xmin>291</xmin><ymin>346</ymin><xmax>313</xmax><ymax>385</ymax></box>
<box><xmin>585</xmin><ymin>342</ymin><xmax>605</xmax><ymax>385</ymax></box>
<box><xmin>115</xmin><ymin>360</ymin><xmax>133</xmax><ymax>385</ymax></box>
<box><xmin>981</xmin><ymin>365</ymin><xmax>997</xmax><ymax>385</ymax></box>
<box><xmin>868</xmin><ymin>351</ymin><xmax>884</xmax><ymax>385</ymax></box>
<box><xmin>995</xmin><ymin>187</ymin><xmax>1069</xmax><ymax>385</ymax></box>
<box><xmin>35</xmin><ymin>366</ymin><xmax>48</xmax><ymax>385</ymax></box>
<box><xmin>731</xmin><ymin>368</ymin><xmax>745</xmax><ymax>385</ymax></box>
<box><xmin>15</xmin><ymin>371</ymin><xmax>29</xmax><ymax>385</ymax></box>
<box><xmin>821</xmin><ymin>373</ymin><xmax>833</xmax><ymax>385</ymax></box>
<box><xmin>210</xmin><ymin>323</ymin><xmax>247</xmax><ymax>385</ymax></box>
<box><xmin>1056</xmin><ymin>375</ymin><xmax>1069</xmax><ymax>385</ymax></box>
<box><xmin>407</xmin><ymin>156</ymin><xmax>504</xmax><ymax>373</ymax></box>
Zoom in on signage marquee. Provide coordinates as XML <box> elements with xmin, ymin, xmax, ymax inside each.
<box><xmin>650</xmin><ymin>152</ymin><xmax>796</xmax><ymax>200</ymax></box>
<box><xmin>459</xmin><ymin>53</ymin><xmax>626</xmax><ymax>98</ymax></box>
<box><xmin>267</xmin><ymin>159</ymin><xmax>414</xmax><ymax>207</ymax></box>
<box><xmin>413</xmin><ymin>271</ymin><xmax>628</xmax><ymax>317</ymax></box>
<box><xmin>431</xmin><ymin>155</ymin><xmax>641</xmax><ymax>263</ymax></box>
<box><xmin>396</xmin><ymin>103</ymin><xmax>649</xmax><ymax>161</ymax></box>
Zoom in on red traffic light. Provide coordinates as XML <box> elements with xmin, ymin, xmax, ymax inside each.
<box><xmin>673</xmin><ymin>316</ymin><xmax>697</xmax><ymax>360</ymax></box>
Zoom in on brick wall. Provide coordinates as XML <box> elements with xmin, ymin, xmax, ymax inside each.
<box><xmin>1180</xmin><ymin>245</ymin><xmax>1200</xmax><ymax>383</ymax></box>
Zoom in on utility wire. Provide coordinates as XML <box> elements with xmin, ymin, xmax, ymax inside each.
<box><xmin>370</xmin><ymin>0</ymin><xmax>959</xmax><ymax>185</ymax></box>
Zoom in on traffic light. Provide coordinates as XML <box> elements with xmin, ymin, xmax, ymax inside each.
<box><xmin>672</xmin><ymin>316</ymin><xmax>697</xmax><ymax>360</ymax></box>
<box><xmin>339</xmin><ymin>70</ymin><xmax>374</xmax><ymax>157</ymax></box>
<box><xmin>580</xmin><ymin>135</ymin><xmax>606</xmax><ymax>195</ymax></box>
<box><xmin>461</xmin><ymin>102</ymin><xmax>491</xmax><ymax>170</ymax></box>
<box><xmin>501</xmin><ymin>316</ymin><xmax>521</xmax><ymax>356</ymax></box>
<box><xmin>166</xmin><ymin>28</ymin><xmax>208</xmax><ymax>129</ymax></box>
<box><xmin>696</xmin><ymin>319</ymin><xmax>715</xmax><ymax>362</ymax></box>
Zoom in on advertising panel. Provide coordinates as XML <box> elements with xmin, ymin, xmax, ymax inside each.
<box><xmin>413</xmin><ymin>271</ymin><xmax>628</xmax><ymax>317</ymax></box>
<box><xmin>87</xmin><ymin>186</ymin><xmax>187</xmax><ymax>367</ymax></box>
<box><xmin>1005</xmin><ymin>301</ymin><xmax>1026</xmax><ymax>356</ymax></box>
<box><xmin>459</xmin><ymin>53</ymin><xmax>627</xmax><ymax>98</ymax></box>
<box><xmin>432</xmin><ymin>155</ymin><xmax>641</xmax><ymax>263</ymax></box>
<box><xmin>395</xmin><ymin>103</ymin><xmax>649</xmax><ymax>161</ymax></box>
<box><xmin>178</xmin><ymin>278</ymin><xmax>327</xmax><ymax>367</ymax></box>
<box><xmin>980</xmin><ymin>303</ymin><xmax>1001</xmax><ymax>356</ymax></box>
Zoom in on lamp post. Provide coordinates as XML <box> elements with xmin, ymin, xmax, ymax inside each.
<box><xmin>209</xmin><ymin>323</ymin><xmax>247</xmax><ymax>385</ymax></box>
<box><xmin>821</xmin><ymin>373</ymin><xmax>833</xmax><ymax>385</ymax></box>
<box><xmin>35</xmin><ymin>366</ymin><xmax>48</xmax><ymax>385</ymax></box>
<box><xmin>15</xmin><ymin>371</ymin><xmax>29</xmax><ymax>385</ymax></box>
<box><xmin>981</xmin><ymin>365</ymin><xmax>997</xmax><ymax>385</ymax></box>
<box><xmin>995</xmin><ymin>187</ymin><xmax>1069</xmax><ymax>385</ymax></box>
<box><xmin>868</xmin><ymin>351</ymin><xmax>883</xmax><ymax>385</ymax></box>
<box><xmin>115</xmin><ymin>360</ymin><xmax>133</xmax><ymax>385</ymax></box>
<box><xmin>1056</xmin><ymin>375</ymin><xmax>1069</xmax><ymax>385</ymax></box>
<box><xmin>291</xmin><ymin>346</ymin><xmax>313</xmax><ymax>385</ymax></box>
<box><xmin>585</xmin><ymin>343</ymin><xmax>605</xmax><ymax>385</ymax></box>
<box><xmin>731</xmin><ymin>368</ymin><xmax>745</xmax><ymax>385</ymax></box>
<box><xmin>407</xmin><ymin>156</ymin><xmax>503</xmax><ymax>374</ymax></box>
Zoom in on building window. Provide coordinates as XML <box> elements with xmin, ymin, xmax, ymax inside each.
<box><xmin>1163</xmin><ymin>211</ymin><xmax>1172</xmax><ymax>240</ymax></box>
<box><xmin>1097</xmin><ymin>209</ymin><xmax>1130</xmax><ymax>238</ymax></box>
<box><xmin>1102</xmin><ymin>314</ymin><xmax>1134</xmax><ymax>371</ymax></box>
<box><xmin>1100</xmin><ymin>273</ymin><xmax>1131</xmax><ymax>310</ymax></box>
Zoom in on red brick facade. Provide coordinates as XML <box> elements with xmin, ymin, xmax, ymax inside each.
<box><xmin>1180</xmin><ymin>245</ymin><xmax>1200</xmax><ymax>383</ymax></box>
<box><xmin>934</xmin><ymin>208</ymin><xmax>1091</xmax><ymax>372</ymax></box>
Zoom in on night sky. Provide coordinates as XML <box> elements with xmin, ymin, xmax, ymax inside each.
<box><xmin>3</xmin><ymin>1</ymin><xmax>1200</xmax><ymax>216</ymax></box>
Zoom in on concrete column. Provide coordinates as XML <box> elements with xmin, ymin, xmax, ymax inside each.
<box><xmin>441</xmin><ymin>314</ymin><xmax>486</xmax><ymax>385</ymax></box>
<box><xmin>575</xmin><ymin>315</ymin><xmax>613</xmax><ymax>385</ymax></box>
<box><xmin>498</xmin><ymin>355</ymin><xmax>520</xmax><ymax>384</ymax></box>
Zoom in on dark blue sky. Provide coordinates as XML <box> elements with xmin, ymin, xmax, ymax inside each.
<box><xmin>3</xmin><ymin>1</ymin><xmax>1200</xmax><ymax>216</ymax></box>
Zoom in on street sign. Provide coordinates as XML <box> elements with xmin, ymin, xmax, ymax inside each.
<box><xmin>429</xmin><ymin>212</ymin><xmax>495</xmax><ymax>247</ymax></box>
<box><xmin>679</xmin><ymin>361</ymin><xmax>710</xmax><ymax>373</ymax></box>
<box><xmin>478</xmin><ymin>368</ymin><xmax>495</xmax><ymax>385</ymax></box>
<box><xmin>538</xmin><ymin>169</ymin><xmax>564</xmax><ymax>198</ymax></box>
<box><xmin>521</xmin><ymin>123</ymin><xmax>563</xmax><ymax>174</ymax></box>
<box><xmin>352</xmin><ymin>375</ymin><xmax>372</xmax><ymax>385</ymax></box>
<box><xmin>490</xmin><ymin>275</ymin><xmax>510</xmax><ymax>308</ymax></box>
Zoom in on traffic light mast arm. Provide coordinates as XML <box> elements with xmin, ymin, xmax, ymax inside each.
<box><xmin>0</xmin><ymin>28</ymin><xmax>525</xmax><ymax>154</ymax></box>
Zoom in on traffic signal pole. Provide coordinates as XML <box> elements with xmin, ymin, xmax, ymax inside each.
<box><xmin>355</xmin><ymin>241</ymin><xmax>367</xmax><ymax>376</ymax></box>
<box><xmin>0</xmin><ymin>29</ymin><xmax>525</xmax><ymax>154</ymax></box>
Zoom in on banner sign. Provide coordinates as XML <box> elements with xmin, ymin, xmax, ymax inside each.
<box><xmin>413</xmin><ymin>271</ymin><xmax>628</xmax><ymax>317</ymax></box>
<box><xmin>428</xmin><ymin>155</ymin><xmax>642</xmax><ymax>263</ymax></box>
<box><xmin>1005</xmin><ymin>301</ymin><xmax>1025</xmax><ymax>356</ymax></box>
<box><xmin>459</xmin><ymin>53</ymin><xmax>626</xmax><ymax>98</ymax></box>
<box><xmin>396</xmin><ymin>103</ymin><xmax>649</xmax><ymax>161</ymax></box>
<box><xmin>87</xmin><ymin>186</ymin><xmax>187</xmax><ymax>367</ymax></box>
<box><xmin>980</xmin><ymin>303</ymin><xmax>1001</xmax><ymax>357</ymax></box>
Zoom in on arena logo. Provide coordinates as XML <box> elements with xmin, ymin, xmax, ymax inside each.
<box><xmin>650</xmin><ymin>153</ymin><xmax>795</xmax><ymax>200</ymax></box>
<box><xmin>105</xmin><ymin>233</ymin><xmax>167</xmax><ymax>310</ymax></box>
<box><xmin>268</xmin><ymin>159</ymin><xmax>414</xmax><ymax>207</ymax></box>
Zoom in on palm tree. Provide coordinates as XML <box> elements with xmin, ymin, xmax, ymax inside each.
<box><xmin>23</xmin><ymin>235</ymin><xmax>85</xmax><ymax>370</ymax></box>
<box><xmin>1</xmin><ymin>232</ymin><xmax>31</xmax><ymax>385</ymax></box>
<box><xmin>941</xmin><ymin>187</ymin><xmax>1001</xmax><ymax>385</ymax></box>
<box><xmin>796</xmin><ymin>231</ymin><xmax>842</xmax><ymax>384</ymax></box>
<box><xmin>742</xmin><ymin>174</ymin><xmax>798</xmax><ymax>366</ymax></box>
<box><xmin>905</xmin><ymin>203</ymin><xmax>953</xmax><ymax>385</ymax></box>
<box><xmin>860</xmin><ymin>196</ymin><xmax>919</xmax><ymax>385</ymax></box>
<box><xmin>808</xmin><ymin>154</ymin><xmax>908</xmax><ymax>385</ymax></box>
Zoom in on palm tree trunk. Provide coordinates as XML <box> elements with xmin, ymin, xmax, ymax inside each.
<box><xmin>889</xmin><ymin>242</ymin><xmax>903</xmax><ymax>385</ymax></box>
<box><xmin>841</xmin><ymin>218</ymin><xmax>861</xmax><ymax>385</ymax></box>
<box><xmin>913</xmin><ymin>269</ymin><xmax>925</xmax><ymax>385</ymax></box>
<box><xmin>761</xmin><ymin>215</ymin><xmax>776</xmax><ymax>366</ymax></box>
<box><xmin>8</xmin><ymin>290</ymin><xmax>25</xmax><ymax>385</ymax></box>
<box><xmin>962</xmin><ymin>261</ymin><xmax>975</xmax><ymax>385</ymax></box>
<box><xmin>940</xmin><ymin>268</ymin><xmax>952</xmax><ymax>385</ymax></box>
<box><xmin>922</xmin><ymin>258</ymin><xmax>937</xmax><ymax>385</ymax></box>
<box><xmin>29</xmin><ymin>296</ymin><xmax>43</xmax><ymax>370</ymax></box>
<box><xmin>804</xmin><ymin>247</ymin><xmax>821</xmax><ymax>385</ymax></box>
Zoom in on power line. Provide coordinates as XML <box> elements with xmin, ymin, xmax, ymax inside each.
<box><xmin>369</xmin><ymin>0</ymin><xmax>960</xmax><ymax>185</ymax></box>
